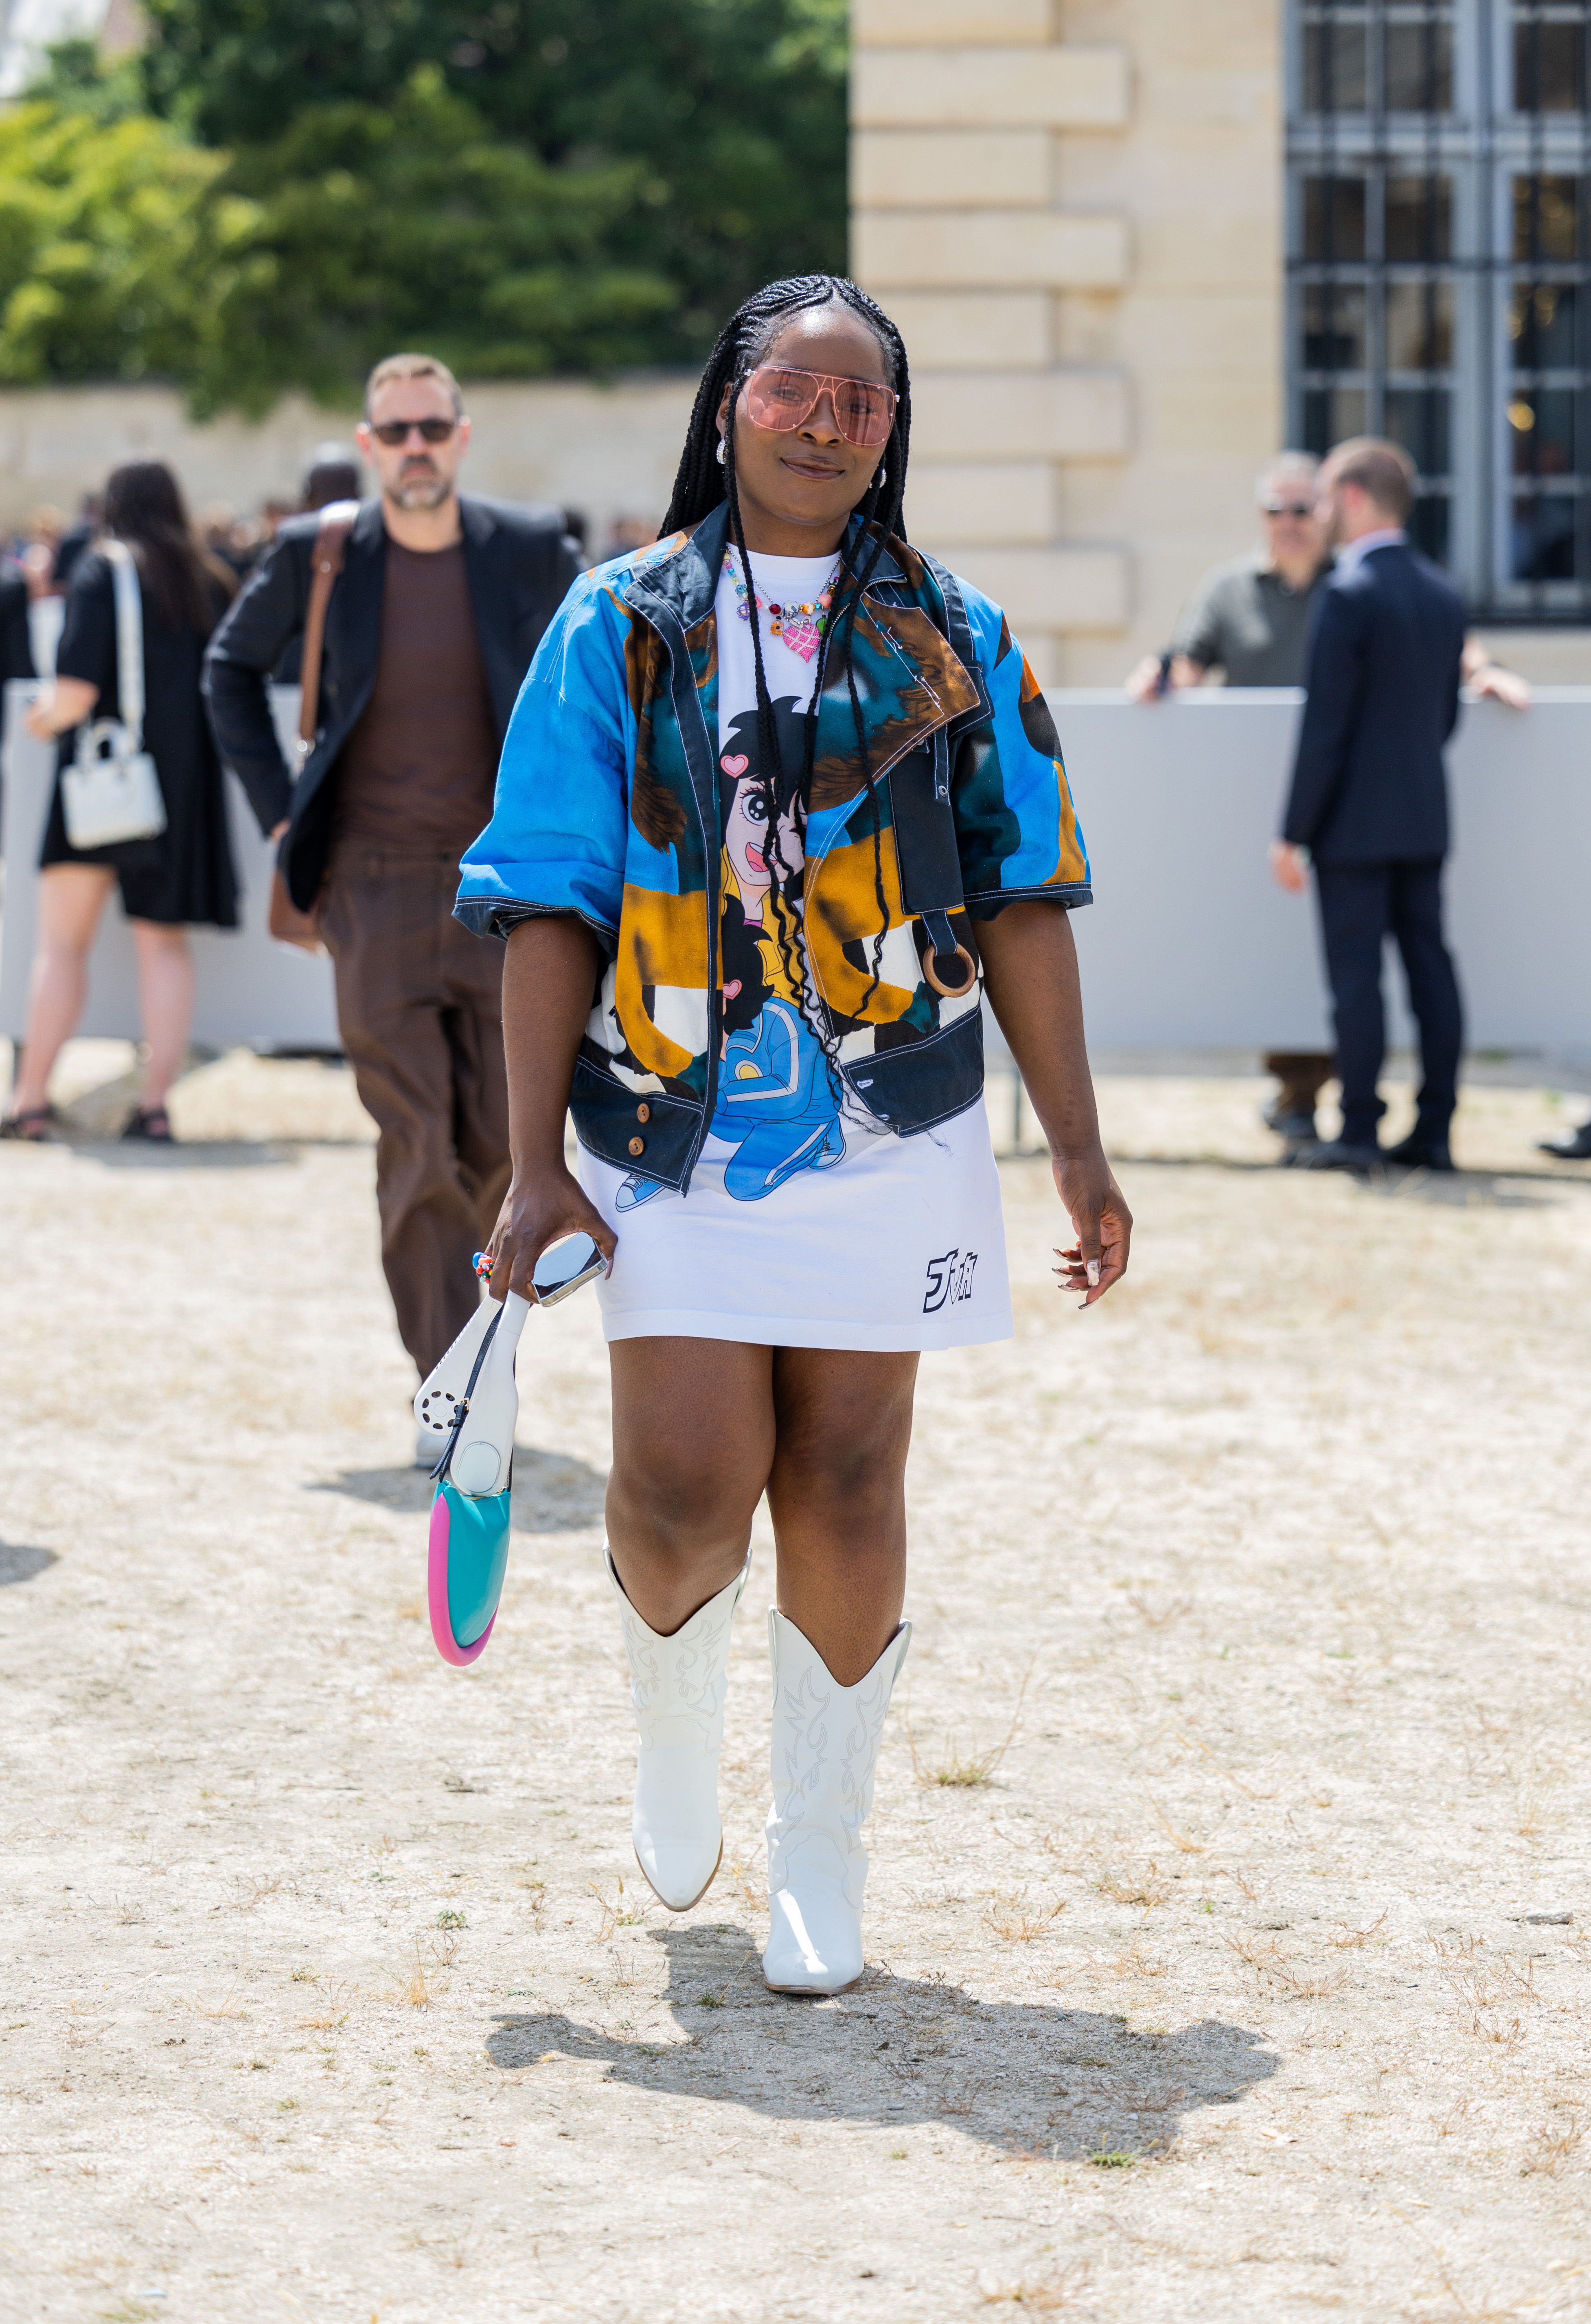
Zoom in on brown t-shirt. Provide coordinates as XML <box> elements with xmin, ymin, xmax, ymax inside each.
<box><xmin>334</xmin><ymin>537</ymin><xmax>498</xmax><ymax>852</ymax></box>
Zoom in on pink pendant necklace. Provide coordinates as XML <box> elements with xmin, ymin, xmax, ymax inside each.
<box><xmin>723</xmin><ymin>553</ymin><xmax>842</xmax><ymax>665</ymax></box>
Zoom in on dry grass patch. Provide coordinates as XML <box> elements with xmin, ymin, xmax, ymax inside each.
<box><xmin>1224</xmin><ymin>1935</ymin><xmax>1348</xmax><ymax>2000</ymax></box>
<box><xmin>907</xmin><ymin>1662</ymin><xmax>1034</xmax><ymax>1789</ymax></box>
<box><xmin>983</xmin><ymin>1890</ymin><xmax>1066</xmax><ymax>1942</ymax></box>
<box><xmin>980</xmin><ymin>2260</ymin><xmax>1091</xmax><ymax>2308</ymax></box>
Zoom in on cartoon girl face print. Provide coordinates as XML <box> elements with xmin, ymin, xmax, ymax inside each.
<box><xmin>721</xmin><ymin>759</ymin><xmax>803</xmax><ymax>917</ymax></box>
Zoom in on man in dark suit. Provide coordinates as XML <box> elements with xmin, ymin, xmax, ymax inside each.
<box><xmin>205</xmin><ymin>352</ymin><xmax>579</xmax><ymax>1401</ymax></box>
<box><xmin>1272</xmin><ymin>437</ymin><xmax>1467</xmax><ymax>1172</ymax></box>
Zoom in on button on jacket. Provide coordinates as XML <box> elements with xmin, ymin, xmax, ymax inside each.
<box><xmin>456</xmin><ymin>503</ymin><xmax>1091</xmax><ymax>1194</ymax></box>
<box><xmin>202</xmin><ymin>495</ymin><xmax>581</xmax><ymax>909</ymax></box>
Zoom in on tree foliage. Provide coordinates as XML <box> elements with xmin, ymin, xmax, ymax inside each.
<box><xmin>0</xmin><ymin>92</ymin><xmax>241</xmax><ymax>388</ymax></box>
<box><xmin>0</xmin><ymin>0</ymin><xmax>846</xmax><ymax>408</ymax></box>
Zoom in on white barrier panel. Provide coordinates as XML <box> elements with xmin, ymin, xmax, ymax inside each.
<box><xmin>5</xmin><ymin>680</ymin><xmax>1589</xmax><ymax>1058</ymax></box>
<box><xmin>1054</xmin><ymin>686</ymin><xmax>1591</xmax><ymax>1054</ymax></box>
<box><xmin>0</xmin><ymin>679</ymin><xmax>339</xmax><ymax>1051</ymax></box>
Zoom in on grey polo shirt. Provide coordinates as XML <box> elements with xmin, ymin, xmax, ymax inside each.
<box><xmin>1171</xmin><ymin>553</ymin><xmax>1334</xmax><ymax>686</ymax></box>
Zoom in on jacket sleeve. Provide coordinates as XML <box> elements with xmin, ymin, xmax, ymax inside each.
<box><xmin>202</xmin><ymin>534</ymin><xmax>305</xmax><ymax>835</ymax></box>
<box><xmin>455</xmin><ymin>574</ymin><xmax>635</xmax><ymax>944</ymax></box>
<box><xmin>947</xmin><ymin>588</ymin><xmax>1091</xmax><ymax>917</ymax></box>
<box><xmin>1282</xmin><ymin>583</ymin><xmax>1367</xmax><ymax>846</ymax></box>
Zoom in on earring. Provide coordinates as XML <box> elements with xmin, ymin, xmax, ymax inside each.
<box><xmin>877</xmin><ymin>466</ymin><xmax>887</xmax><ymax>484</ymax></box>
<box><xmin>715</xmin><ymin>438</ymin><xmax>726</xmax><ymax>467</ymax></box>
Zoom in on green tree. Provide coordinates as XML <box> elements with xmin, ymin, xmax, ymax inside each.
<box><xmin>143</xmin><ymin>0</ymin><xmax>849</xmax><ymax>367</ymax></box>
<box><xmin>2</xmin><ymin>0</ymin><xmax>848</xmax><ymax>409</ymax></box>
<box><xmin>199</xmin><ymin>65</ymin><xmax>679</xmax><ymax>412</ymax></box>
<box><xmin>0</xmin><ymin>94</ymin><xmax>245</xmax><ymax>387</ymax></box>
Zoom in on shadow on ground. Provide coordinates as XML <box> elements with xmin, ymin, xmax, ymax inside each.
<box><xmin>484</xmin><ymin>1923</ymin><xmax>1276</xmax><ymax>2160</ymax></box>
<box><xmin>314</xmin><ymin>1447</ymin><xmax>607</xmax><ymax>1534</ymax></box>
<box><xmin>0</xmin><ymin>1542</ymin><xmax>57</xmax><ymax>1585</ymax></box>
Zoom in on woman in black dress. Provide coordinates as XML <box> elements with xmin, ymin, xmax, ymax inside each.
<box><xmin>3</xmin><ymin>460</ymin><xmax>241</xmax><ymax>1142</ymax></box>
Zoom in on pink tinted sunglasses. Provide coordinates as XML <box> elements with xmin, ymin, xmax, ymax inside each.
<box><xmin>743</xmin><ymin>365</ymin><xmax>898</xmax><ymax>449</ymax></box>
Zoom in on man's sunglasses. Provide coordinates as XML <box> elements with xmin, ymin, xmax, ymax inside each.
<box><xmin>1262</xmin><ymin>501</ymin><xmax>1316</xmax><ymax>519</ymax></box>
<box><xmin>743</xmin><ymin>365</ymin><xmax>897</xmax><ymax>449</ymax></box>
<box><xmin>370</xmin><ymin>418</ymin><xmax>458</xmax><ymax>447</ymax></box>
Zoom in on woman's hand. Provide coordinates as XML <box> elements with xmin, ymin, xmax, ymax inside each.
<box><xmin>495</xmin><ymin>913</ymin><xmax>617</xmax><ymax>1303</ymax></box>
<box><xmin>25</xmin><ymin>677</ymin><xmax>99</xmax><ymax>740</ymax></box>
<box><xmin>486</xmin><ymin>1163</ymin><xmax>616</xmax><ymax>1303</ymax></box>
<box><xmin>1052</xmin><ymin>1147</ymin><xmax>1132</xmax><ymax>1307</ymax></box>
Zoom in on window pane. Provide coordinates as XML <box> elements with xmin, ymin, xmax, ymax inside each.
<box><xmin>1514</xmin><ymin>174</ymin><xmax>1583</xmax><ymax>261</ymax></box>
<box><xmin>1385</xmin><ymin>279</ymin><xmax>1454</xmax><ymax>367</ymax></box>
<box><xmin>1410</xmin><ymin>495</ymin><xmax>1451</xmax><ymax>563</ymax></box>
<box><xmin>1512</xmin><ymin>493</ymin><xmax>1581</xmax><ymax>578</ymax></box>
<box><xmin>1386</xmin><ymin>19</ymin><xmax>1454</xmax><ymax>111</ymax></box>
<box><xmin>1513</xmin><ymin>18</ymin><xmax>1586</xmax><ymax>113</ymax></box>
<box><xmin>1304</xmin><ymin>282</ymin><xmax>1368</xmax><ymax>366</ymax></box>
<box><xmin>1304</xmin><ymin>175</ymin><xmax>1368</xmax><ymax>258</ymax></box>
<box><xmin>1509</xmin><ymin>386</ymin><xmax>1577</xmax><ymax>470</ymax></box>
<box><xmin>1510</xmin><ymin>282</ymin><xmax>1580</xmax><ymax>368</ymax></box>
<box><xmin>1304</xmin><ymin>385</ymin><xmax>1368</xmax><ymax>452</ymax></box>
<box><xmin>1386</xmin><ymin>386</ymin><xmax>1452</xmax><ymax>471</ymax></box>
<box><xmin>1305</xmin><ymin>19</ymin><xmax>1368</xmax><ymax>109</ymax></box>
<box><xmin>1386</xmin><ymin>175</ymin><xmax>1452</xmax><ymax>259</ymax></box>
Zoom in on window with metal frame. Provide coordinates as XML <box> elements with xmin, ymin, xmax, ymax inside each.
<box><xmin>1288</xmin><ymin>0</ymin><xmax>1591</xmax><ymax>621</ymax></box>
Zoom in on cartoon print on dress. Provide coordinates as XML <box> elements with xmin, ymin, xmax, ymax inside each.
<box><xmin>612</xmin><ymin>697</ymin><xmax>847</xmax><ymax>1210</ymax></box>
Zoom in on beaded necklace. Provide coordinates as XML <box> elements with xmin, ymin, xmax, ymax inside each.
<box><xmin>722</xmin><ymin>552</ymin><xmax>843</xmax><ymax>665</ymax></box>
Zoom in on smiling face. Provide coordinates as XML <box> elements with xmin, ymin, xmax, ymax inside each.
<box><xmin>723</xmin><ymin>769</ymin><xmax>803</xmax><ymax>906</ymax></box>
<box><xmin>717</xmin><ymin>304</ymin><xmax>893</xmax><ymax>557</ymax></box>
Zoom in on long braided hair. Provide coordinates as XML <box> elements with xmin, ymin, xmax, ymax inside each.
<box><xmin>660</xmin><ymin>274</ymin><xmax>912</xmax><ymax>1071</ymax></box>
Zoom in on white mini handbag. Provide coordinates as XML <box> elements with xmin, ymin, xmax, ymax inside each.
<box><xmin>59</xmin><ymin>541</ymin><xmax>167</xmax><ymax>852</ymax></box>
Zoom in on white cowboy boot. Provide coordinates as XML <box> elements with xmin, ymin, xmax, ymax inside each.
<box><xmin>763</xmin><ymin>1609</ymin><xmax>912</xmax><ymax>1997</ymax></box>
<box><xmin>607</xmin><ymin>1546</ymin><xmax>749</xmax><ymax>1912</ymax></box>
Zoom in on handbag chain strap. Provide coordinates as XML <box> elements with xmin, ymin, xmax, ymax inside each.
<box><xmin>99</xmin><ymin>540</ymin><xmax>145</xmax><ymax>755</ymax></box>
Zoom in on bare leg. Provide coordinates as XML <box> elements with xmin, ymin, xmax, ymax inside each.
<box><xmin>129</xmin><ymin>922</ymin><xmax>194</xmax><ymax>1110</ymax></box>
<box><xmin>606</xmin><ymin>1337</ymin><xmax>776</xmax><ymax>1635</ymax></box>
<box><xmin>765</xmin><ymin>1347</ymin><xmax>918</xmax><ymax>1684</ymax></box>
<box><xmin>9</xmin><ymin>866</ymin><xmax>114</xmax><ymax>1114</ymax></box>
<box><xmin>607</xmin><ymin>1336</ymin><xmax>918</xmax><ymax>1679</ymax></box>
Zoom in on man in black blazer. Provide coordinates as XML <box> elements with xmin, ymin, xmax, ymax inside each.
<box><xmin>205</xmin><ymin>353</ymin><xmax>579</xmax><ymax>1401</ymax></box>
<box><xmin>1272</xmin><ymin>438</ymin><xmax>1467</xmax><ymax>1171</ymax></box>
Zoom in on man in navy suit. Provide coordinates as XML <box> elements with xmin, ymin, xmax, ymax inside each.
<box><xmin>1271</xmin><ymin>438</ymin><xmax>1467</xmax><ymax>1172</ymax></box>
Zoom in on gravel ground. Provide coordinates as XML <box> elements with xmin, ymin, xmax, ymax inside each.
<box><xmin>2</xmin><ymin>1043</ymin><xmax>1589</xmax><ymax>2324</ymax></box>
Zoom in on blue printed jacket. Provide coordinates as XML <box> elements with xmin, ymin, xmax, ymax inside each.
<box><xmin>456</xmin><ymin>503</ymin><xmax>1091</xmax><ymax>1192</ymax></box>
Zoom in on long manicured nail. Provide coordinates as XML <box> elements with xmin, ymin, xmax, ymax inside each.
<box><xmin>1087</xmin><ymin>1260</ymin><xmax>1100</xmax><ymax>1288</ymax></box>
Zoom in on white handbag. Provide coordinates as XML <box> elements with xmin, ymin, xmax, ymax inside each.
<box><xmin>59</xmin><ymin>540</ymin><xmax>167</xmax><ymax>851</ymax></box>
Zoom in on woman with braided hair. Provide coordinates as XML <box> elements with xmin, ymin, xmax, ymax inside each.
<box><xmin>457</xmin><ymin>274</ymin><xmax>1131</xmax><ymax>1994</ymax></box>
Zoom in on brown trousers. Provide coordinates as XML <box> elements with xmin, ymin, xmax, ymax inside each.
<box><xmin>322</xmin><ymin>850</ymin><xmax>510</xmax><ymax>1379</ymax></box>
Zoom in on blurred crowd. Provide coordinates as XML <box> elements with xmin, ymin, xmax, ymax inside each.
<box><xmin>4</xmin><ymin>449</ymin><xmax>658</xmax><ymax>602</ymax></box>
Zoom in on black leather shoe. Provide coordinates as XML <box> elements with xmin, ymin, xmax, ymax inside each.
<box><xmin>1290</xmin><ymin>1139</ymin><xmax>1383</xmax><ymax>1172</ymax></box>
<box><xmin>1383</xmin><ymin>1134</ymin><xmax>1454</xmax><ymax>1171</ymax></box>
<box><xmin>1539</xmin><ymin>1120</ymin><xmax>1591</xmax><ymax>1161</ymax></box>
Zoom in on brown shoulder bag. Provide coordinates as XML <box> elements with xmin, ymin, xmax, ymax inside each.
<box><xmin>267</xmin><ymin>503</ymin><xmax>357</xmax><ymax>952</ymax></box>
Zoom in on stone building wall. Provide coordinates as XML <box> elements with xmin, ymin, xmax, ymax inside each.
<box><xmin>0</xmin><ymin>378</ymin><xmax>696</xmax><ymax>555</ymax></box>
<box><xmin>852</xmin><ymin>0</ymin><xmax>1284</xmax><ymax>686</ymax></box>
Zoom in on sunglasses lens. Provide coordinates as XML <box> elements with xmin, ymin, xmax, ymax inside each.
<box><xmin>745</xmin><ymin>370</ymin><xmax>815</xmax><ymax>430</ymax></box>
<box><xmin>373</xmin><ymin>418</ymin><xmax>455</xmax><ymax>445</ymax></box>
<box><xmin>834</xmin><ymin>381</ymin><xmax>893</xmax><ymax>447</ymax></box>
